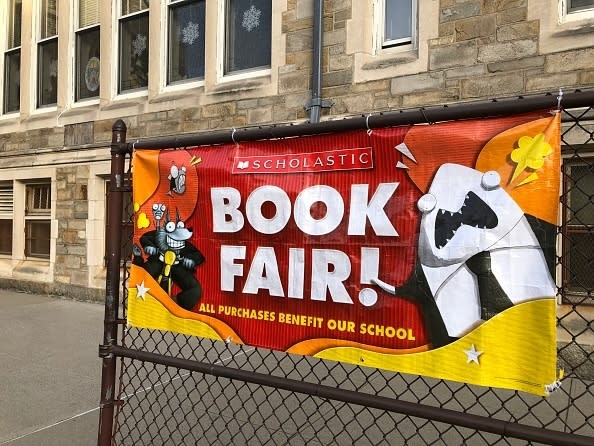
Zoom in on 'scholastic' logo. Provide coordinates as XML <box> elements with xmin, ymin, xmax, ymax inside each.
<box><xmin>232</xmin><ymin>147</ymin><xmax>374</xmax><ymax>175</ymax></box>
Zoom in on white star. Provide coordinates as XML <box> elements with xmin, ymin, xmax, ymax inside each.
<box><xmin>136</xmin><ymin>281</ymin><xmax>150</xmax><ymax>300</ymax></box>
<box><xmin>464</xmin><ymin>344</ymin><xmax>483</xmax><ymax>365</ymax></box>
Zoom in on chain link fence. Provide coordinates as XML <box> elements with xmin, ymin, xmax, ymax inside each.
<box><xmin>99</xmin><ymin>93</ymin><xmax>594</xmax><ymax>445</ymax></box>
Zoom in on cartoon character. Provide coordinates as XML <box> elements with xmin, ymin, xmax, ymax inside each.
<box><xmin>374</xmin><ymin>164</ymin><xmax>556</xmax><ymax>348</ymax></box>
<box><xmin>168</xmin><ymin>162</ymin><xmax>186</xmax><ymax>196</ymax></box>
<box><xmin>134</xmin><ymin>203</ymin><xmax>205</xmax><ymax>310</ymax></box>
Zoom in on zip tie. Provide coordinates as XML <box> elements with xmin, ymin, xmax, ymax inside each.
<box><xmin>557</xmin><ymin>88</ymin><xmax>563</xmax><ymax>112</ymax></box>
<box><xmin>231</xmin><ymin>128</ymin><xmax>239</xmax><ymax>147</ymax></box>
<box><xmin>365</xmin><ymin>114</ymin><xmax>373</xmax><ymax>135</ymax></box>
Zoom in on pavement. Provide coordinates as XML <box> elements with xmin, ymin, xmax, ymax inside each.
<box><xmin>0</xmin><ymin>290</ymin><xmax>592</xmax><ymax>445</ymax></box>
<box><xmin>0</xmin><ymin>290</ymin><xmax>104</xmax><ymax>446</ymax></box>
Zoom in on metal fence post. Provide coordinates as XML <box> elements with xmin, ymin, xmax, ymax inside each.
<box><xmin>98</xmin><ymin>119</ymin><xmax>128</xmax><ymax>446</ymax></box>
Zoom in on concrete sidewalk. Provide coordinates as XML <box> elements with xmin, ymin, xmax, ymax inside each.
<box><xmin>0</xmin><ymin>290</ymin><xmax>104</xmax><ymax>446</ymax></box>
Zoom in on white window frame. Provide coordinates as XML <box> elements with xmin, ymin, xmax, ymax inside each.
<box><xmin>559</xmin><ymin>0</ymin><xmax>594</xmax><ymax>23</ymax></box>
<box><xmin>35</xmin><ymin>0</ymin><xmax>58</xmax><ymax>110</ymax></box>
<box><xmin>528</xmin><ymin>1</ymin><xmax>594</xmax><ymax>53</ymax></box>
<box><xmin>113</xmin><ymin>0</ymin><xmax>150</xmax><ymax>100</ymax></box>
<box><xmin>1</xmin><ymin>0</ymin><xmax>22</xmax><ymax>117</ymax></box>
<box><xmin>160</xmin><ymin>0</ymin><xmax>205</xmax><ymax>93</ymax></box>
<box><xmin>378</xmin><ymin>0</ymin><xmax>417</xmax><ymax>51</ymax></box>
<box><xmin>348</xmin><ymin>1</ymin><xmax>436</xmax><ymax>84</ymax></box>
<box><xmin>73</xmin><ymin>0</ymin><xmax>101</xmax><ymax>105</ymax></box>
<box><xmin>216</xmin><ymin>0</ymin><xmax>272</xmax><ymax>84</ymax></box>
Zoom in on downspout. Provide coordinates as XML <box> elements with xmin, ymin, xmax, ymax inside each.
<box><xmin>307</xmin><ymin>0</ymin><xmax>333</xmax><ymax>123</ymax></box>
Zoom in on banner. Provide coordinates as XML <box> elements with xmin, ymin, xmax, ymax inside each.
<box><xmin>128</xmin><ymin>111</ymin><xmax>561</xmax><ymax>396</ymax></box>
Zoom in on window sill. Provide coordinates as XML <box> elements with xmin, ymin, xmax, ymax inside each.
<box><xmin>150</xmin><ymin>84</ymin><xmax>204</xmax><ymax>105</ymax></box>
<box><xmin>209</xmin><ymin>73</ymin><xmax>272</xmax><ymax>97</ymax></box>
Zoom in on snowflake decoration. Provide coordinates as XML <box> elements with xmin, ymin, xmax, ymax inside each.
<box><xmin>132</xmin><ymin>33</ymin><xmax>147</xmax><ymax>57</ymax></box>
<box><xmin>242</xmin><ymin>5</ymin><xmax>261</xmax><ymax>32</ymax></box>
<box><xmin>182</xmin><ymin>21</ymin><xmax>200</xmax><ymax>45</ymax></box>
<box><xmin>49</xmin><ymin>59</ymin><xmax>58</xmax><ymax>78</ymax></box>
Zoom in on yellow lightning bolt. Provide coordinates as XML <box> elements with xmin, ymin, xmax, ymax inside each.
<box><xmin>509</xmin><ymin>133</ymin><xmax>552</xmax><ymax>186</ymax></box>
<box><xmin>190</xmin><ymin>156</ymin><xmax>202</xmax><ymax>166</ymax></box>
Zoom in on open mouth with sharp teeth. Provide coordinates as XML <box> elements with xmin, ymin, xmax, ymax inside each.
<box><xmin>166</xmin><ymin>236</ymin><xmax>185</xmax><ymax>250</ymax></box>
<box><xmin>434</xmin><ymin>191</ymin><xmax>498</xmax><ymax>249</ymax></box>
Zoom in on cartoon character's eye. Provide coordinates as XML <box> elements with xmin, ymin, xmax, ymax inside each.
<box><xmin>159</xmin><ymin>204</ymin><xmax>166</xmax><ymax>212</ymax></box>
<box><xmin>177</xmin><ymin>221</ymin><xmax>185</xmax><ymax>229</ymax></box>
<box><xmin>152</xmin><ymin>203</ymin><xmax>158</xmax><ymax>211</ymax></box>
<box><xmin>170</xmin><ymin>165</ymin><xmax>179</xmax><ymax>178</ymax></box>
<box><xmin>417</xmin><ymin>194</ymin><xmax>437</xmax><ymax>214</ymax></box>
<box><xmin>481</xmin><ymin>171</ymin><xmax>501</xmax><ymax>190</ymax></box>
<box><xmin>165</xmin><ymin>221</ymin><xmax>176</xmax><ymax>233</ymax></box>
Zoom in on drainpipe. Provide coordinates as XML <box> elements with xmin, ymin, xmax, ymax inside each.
<box><xmin>306</xmin><ymin>0</ymin><xmax>333</xmax><ymax>123</ymax></box>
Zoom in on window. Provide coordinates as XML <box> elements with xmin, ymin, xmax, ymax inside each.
<box><xmin>0</xmin><ymin>182</ymin><xmax>14</xmax><ymax>256</ymax></box>
<box><xmin>168</xmin><ymin>0</ymin><xmax>205</xmax><ymax>84</ymax></box>
<box><xmin>562</xmin><ymin>158</ymin><xmax>594</xmax><ymax>302</ymax></box>
<box><xmin>75</xmin><ymin>0</ymin><xmax>100</xmax><ymax>101</ymax></box>
<box><xmin>25</xmin><ymin>182</ymin><xmax>51</xmax><ymax>259</ymax></box>
<box><xmin>567</xmin><ymin>0</ymin><xmax>594</xmax><ymax>13</ymax></box>
<box><xmin>38</xmin><ymin>0</ymin><xmax>58</xmax><ymax>107</ymax></box>
<box><xmin>119</xmin><ymin>0</ymin><xmax>150</xmax><ymax>93</ymax></box>
<box><xmin>224</xmin><ymin>0</ymin><xmax>271</xmax><ymax>74</ymax></box>
<box><xmin>4</xmin><ymin>0</ymin><xmax>21</xmax><ymax>114</ymax></box>
<box><xmin>381</xmin><ymin>0</ymin><xmax>416</xmax><ymax>48</ymax></box>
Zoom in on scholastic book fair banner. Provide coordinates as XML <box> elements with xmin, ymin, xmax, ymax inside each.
<box><xmin>128</xmin><ymin>111</ymin><xmax>561</xmax><ymax>396</ymax></box>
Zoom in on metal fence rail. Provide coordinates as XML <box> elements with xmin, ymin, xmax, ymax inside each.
<box><xmin>98</xmin><ymin>91</ymin><xmax>594</xmax><ymax>445</ymax></box>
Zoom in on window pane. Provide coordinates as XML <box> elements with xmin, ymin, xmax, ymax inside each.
<box><xmin>4</xmin><ymin>50</ymin><xmax>20</xmax><ymax>113</ymax></box>
<box><xmin>26</xmin><ymin>183</ymin><xmax>51</xmax><ymax>214</ymax></box>
<box><xmin>122</xmin><ymin>0</ymin><xmax>150</xmax><ymax>16</ymax></box>
<box><xmin>119</xmin><ymin>13</ymin><xmax>149</xmax><ymax>92</ymax></box>
<box><xmin>385</xmin><ymin>0</ymin><xmax>412</xmax><ymax>44</ymax></box>
<box><xmin>8</xmin><ymin>0</ymin><xmax>22</xmax><ymax>48</ymax></box>
<box><xmin>79</xmin><ymin>0</ymin><xmax>99</xmax><ymax>28</ymax></box>
<box><xmin>569</xmin><ymin>0</ymin><xmax>594</xmax><ymax>12</ymax></box>
<box><xmin>41</xmin><ymin>0</ymin><xmax>57</xmax><ymax>39</ymax></box>
<box><xmin>0</xmin><ymin>220</ymin><xmax>13</xmax><ymax>255</ymax></box>
<box><xmin>565</xmin><ymin>231</ymin><xmax>594</xmax><ymax>292</ymax></box>
<box><xmin>76</xmin><ymin>27</ymin><xmax>100</xmax><ymax>100</ymax></box>
<box><xmin>225</xmin><ymin>0</ymin><xmax>271</xmax><ymax>74</ymax></box>
<box><xmin>25</xmin><ymin>220</ymin><xmax>50</xmax><ymax>259</ymax></box>
<box><xmin>568</xmin><ymin>164</ymin><xmax>594</xmax><ymax>225</ymax></box>
<box><xmin>168</xmin><ymin>0</ymin><xmax>205</xmax><ymax>83</ymax></box>
<box><xmin>38</xmin><ymin>39</ymin><xmax>58</xmax><ymax>107</ymax></box>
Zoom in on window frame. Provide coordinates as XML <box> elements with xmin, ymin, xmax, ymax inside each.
<box><xmin>165</xmin><ymin>0</ymin><xmax>206</xmax><ymax>88</ymax></box>
<box><xmin>116</xmin><ymin>0</ymin><xmax>150</xmax><ymax>95</ymax></box>
<box><xmin>0</xmin><ymin>181</ymin><xmax>14</xmax><ymax>256</ymax></box>
<box><xmin>3</xmin><ymin>0</ymin><xmax>22</xmax><ymax>115</ymax></box>
<box><xmin>380</xmin><ymin>0</ymin><xmax>417</xmax><ymax>50</ymax></box>
<box><xmin>216</xmin><ymin>0</ymin><xmax>272</xmax><ymax>83</ymax></box>
<box><xmin>36</xmin><ymin>0</ymin><xmax>58</xmax><ymax>109</ymax></box>
<box><xmin>566</xmin><ymin>0</ymin><xmax>594</xmax><ymax>14</ymax></box>
<box><xmin>74</xmin><ymin>1</ymin><xmax>101</xmax><ymax>103</ymax></box>
<box><xmin>24</xmin><ymin>181</ymin><xmax>51</xmax><ymax>260</ymax></box>
<box><xmin>561</xmin><ymin>155</ymin><xmax>594</xmax><ymax>304</ymax></box>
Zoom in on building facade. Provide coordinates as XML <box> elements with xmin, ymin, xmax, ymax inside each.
<box><xmin>0</xmin><ymin>0</ymin><xmax>592</xmax><ymax>300</ymax></box>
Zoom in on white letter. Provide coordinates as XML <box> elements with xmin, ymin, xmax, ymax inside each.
<box><xmin>246</xmin><ymin>186</ymin><xmax>291</xmax><ymax>234</ymax></box>
<box><xmin>288</xmin><ymin>248</ymin><xmax>305</xmax><ymax>299</ymax></box>
<box><xmin>211</xmin><ymin>187</ymin><xmax>244</xmax><ymax>233</ymax></box>
<box><xmin>348</xmin><ymin>183</ymin><xmax>399</xmax><ymax>236</ymax></box>
<box><xmin>294</xmin><ymin>185</ymin><xmax>344</xmax><ymax>236</ymax></box>
<box><xmin>243</xmin><ymin>247</ymin><xmax>285</xmax><ymax>297</ymax></box>
<box><xmin>220</xmin><ymin>245</ymin><xmax>246</xmax><ymax>291</ymax></box>
<box><xmin>311</xmin><ymin>249</ymin><xmax>353</xmax><ymax>304</ymax></box>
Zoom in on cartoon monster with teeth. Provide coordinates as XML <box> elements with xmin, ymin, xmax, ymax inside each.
<box><xmin>374</xmin><ymin>163</ymin><xmax>556</xmax><ymax>348</ymax></box>
<box><xmin>135</xmin><ymin>203</ymin><xmax>205</xmax><ymax>310</ymax></box>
